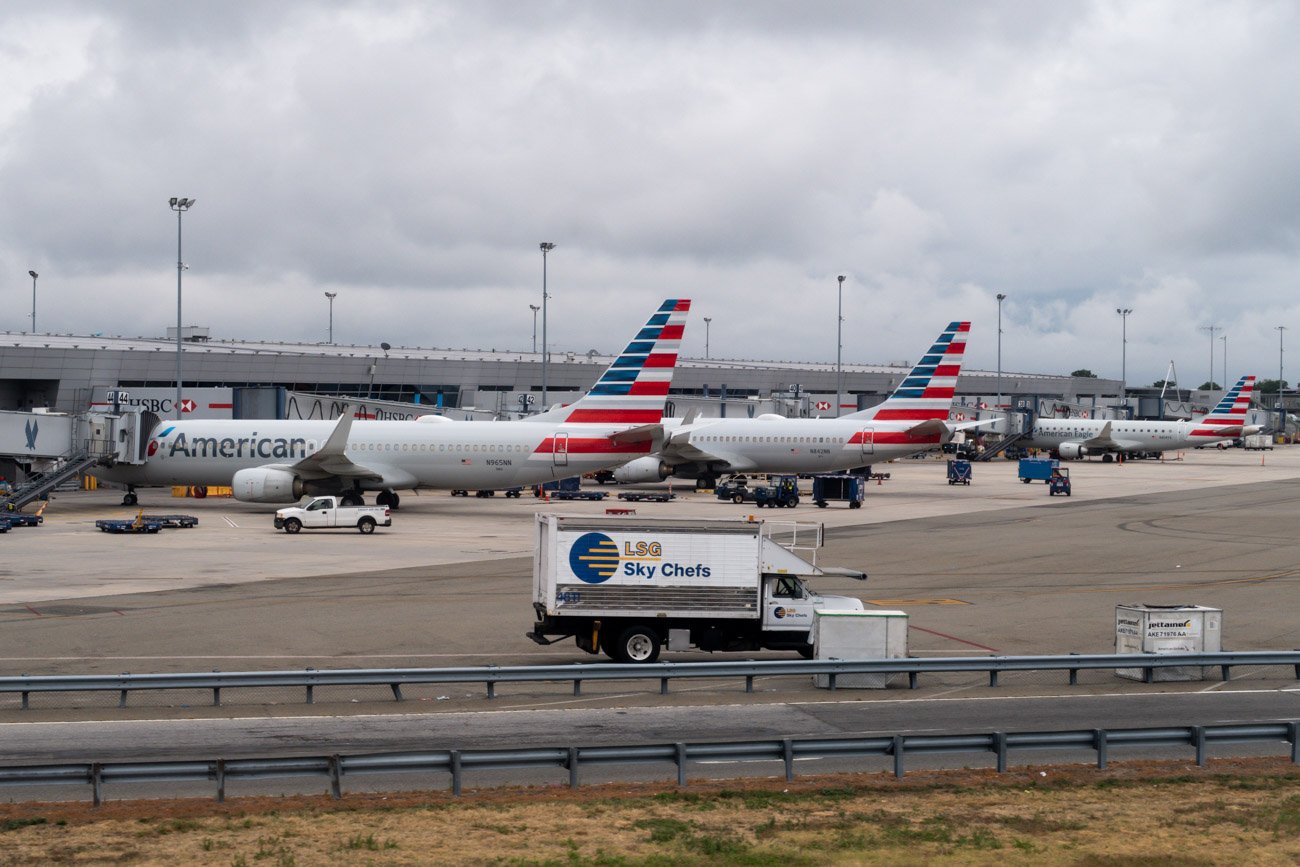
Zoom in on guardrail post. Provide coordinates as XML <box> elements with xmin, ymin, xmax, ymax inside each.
<box><xmin>390</xmin><ymin>684</ymin><xmax>404</xmax><ymax>702</ymax></box>
<box><xmin>745</xmin><ymin>675</ymin><xmax>754</xmax><ymax>694</ymax></box>
<box><xmin>573</xmin><ymin>679</ymin><xmax>582</xmax><ymax>696</ymax></box>
<box><xmin>1094</xmin><ymin>729</ymin><xmax>1108</xmax><ymax>769</ymax></box>
<box><xmin>1193</xmin><ymin>726</ymin><xmax>1207</xmax><ymax>766</ymax></box>
<box><xmin>91</xmin><ymin>763</ymin><xmax>103</xmax><ymax>807</ymax></box>
<box><xmin>1288</xmin><ymin>722</ymin><xmax>1299</xmax><ymax>764</ymax></box>
<box><xmin>892</xmin><ymin>735</ymin><xmax>905</xmax><ymax>779</ymax></box>
<box><xmin>329</xmin><ymin>754</ymin><xmax>342</xmax><ymax>799</ymax></box>
<box><xmin>994</xmin><ymin>732</ymin><xmax>1008</xmax><ymax>773</ymax></box>
<box><xmin>20</xmin><ymin>690</ymin><xmax>28</xmax><ymax>710</ymax></box>
<box><xmin>306</xmin><ymin>684</ymin><xmax>314</xmax><ymax>704</ymax></box>
<box><xmin>828</xmin><ymin>672</ymin><xmax>837</xmax><ymax>691</ymax></box>
<box><xmin>908</xmin><ymin>671</ymin><xmax>918</xmax><ymax>690</ymax></box>
<box><xmin>1143</xmin><ymin>665</ymin><xmax>1154</xmax><ymax>684</ymax></box>
<box><xmin>660</xmin><ymin>676</ymin><xmax>669</xmax><ymax>696</ymax></box>
<box><xmin>781</xmin><ymin>737</ymin><xmax>795</xmax><ymax>781</ymax></box>
<box><xmin>450</xmin><ymin>750</ymin><xmax>463</xmax><ymax>796</ymax></box>
<box><xmin>212</xmin><ymin>687</ymin><xmax>221</xmax><ymax>707</ymax></box>
<box><xmin>568</xmin><ymin>746</ymin><xmax>580</xmax><ymax>789</ymax></box>
<box><xmin>487</xmin><ymin>681</ymin><xmax>496</xmax><ymax>700</ymax></box>
<box><xmin>215</xmin><ymin>759</ymin><xmax>226</xmax><ymax>803</ymax></box>
<box><xmin>989</xmin><ymin>670</ymin><xmax>999</xmax><ymax>688</ymax></box>
<box><xmin>675</xmin><ymin>742</ymin><xmax>687</xmax><ymax>787</ymax></box>
<box><xmin>118</xmin><ymin>689</ymin><xmax>128</xmax><ymax>709</ymax></box>
<box><xmin>1220</xmin><ymin>664</ymin><xmax>1231</xmax><ymax>682</ymax></box>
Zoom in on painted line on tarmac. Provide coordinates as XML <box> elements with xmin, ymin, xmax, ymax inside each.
<box><xmin>906</xmin><ymin>624</ymin><xmax>999</xmax><ymax>653</ymax></box>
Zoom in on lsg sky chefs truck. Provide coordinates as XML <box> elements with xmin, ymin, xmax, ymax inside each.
<box><xmin>527</xmin><ymin>515</ymin><xmax>867</xmax><ymax>663</ymax></box>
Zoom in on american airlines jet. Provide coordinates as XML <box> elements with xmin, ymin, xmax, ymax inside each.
<box><xmin>1022</xmin><ymin>374</ymin><xmax>1261</xmax><ymax>461</ymax></box>
<box><xmin>94</xmin><ymin>299</ymin><xmax>691</xmax><ymax>506</ymax></box>
<box><xmin>610</xmin><ymin>321</ymin><xmax>975</xmax><ymax>485</ymax></box>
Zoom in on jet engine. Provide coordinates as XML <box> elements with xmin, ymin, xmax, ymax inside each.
<box><xmin>1057</xmin><ymin>443</ymin><xmax>1086</xmax><ymax>460</ymax></box>
<box><xmin>232</xmin><ymin>468</ymin><xmax>305</xmax><ymax>503</ymax></box>
<box><xmin>611</xmin><ymin>457</ymin><xmax>672</xmax><ymax>483</ymax></box>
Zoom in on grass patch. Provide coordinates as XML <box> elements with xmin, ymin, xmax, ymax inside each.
<box><xmin>0</xmin><ymin>817</ymin><xmax>47</xmax><ymax>833</ymax></box>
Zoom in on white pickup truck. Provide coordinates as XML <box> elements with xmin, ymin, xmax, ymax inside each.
<box><xmin>273</xmin><ymin>496</ymin><xmax>392</xmax><ymax>534</ymax></box>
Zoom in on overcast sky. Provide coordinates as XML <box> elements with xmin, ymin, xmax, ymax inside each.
<box><xmin>3</xmin><ymin>1</ymin><xmax>1298</xmax><ymax>386</ymax></box>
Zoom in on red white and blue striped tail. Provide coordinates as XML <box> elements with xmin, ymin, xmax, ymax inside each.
<box><xmin>1190</xmin><ymin>374</ymin><xmax>1256</xmax><ymax>438</ymax></box>
<box><xmin>844</xmin><ymin>321</ymin><xmax>970</xmax><ymax>422</ymax></box>
<box><xmin>530</xmin><ymin>299</ymin><xmax>691</xmax><ymax>425</ymax></box>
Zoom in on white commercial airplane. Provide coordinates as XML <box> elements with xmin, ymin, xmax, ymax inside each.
<box><xmin>94</xmin><ymin>299</ymin><xmax>692</xmax><ymax>506</ymax></box>
<box><xmin>610</xmin><ymin>321</ymin><xmax>975</xmax><ymax>485</ymax></box>
<box><xmin>1021</xmin><ymin>374</ymin><xmax>1261</xmax><ymax>461</ymax></box>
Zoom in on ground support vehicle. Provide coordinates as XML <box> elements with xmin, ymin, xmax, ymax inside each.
<box><xmin>753</xmin><ymin>475</ymin><xmax>800</xmax><ymax>508</ymax></box>
<box><xmin>95</xmin><ymin>517</ymin><xmax>164</xmax><ymax>533</ymax></box>
<box><xmin>0</xmin><ymin>518</ymin><xmax>11</xmax><ymax>532</ymax></box>
<box><xmin>1049</xmin><ymin>468</ymin><xmax>1072</xmax><ymax>496</ymax></box>
<box><xmin>141</xmin><ymin>514</ymin><xmax>198</xmax><ymax>528</ymax></box>
<box><xmin>273</xmin><ymin>496</ymin><xmax>391</xmax><ymax>534</ymax></box>
<box><xmin>714</xmin><ymin>477</ymin><xmax>753</xmax><ymax>504</ymax></box>
<box><xmin>4</xmin><ymin>513</ymin><xmax>44</xmax><ymax>527</ymax></box>
<box><xmin>1018</xmin><ymin>457</ymin><xmax>1061</xmax><ymax>483</ymax></box>
<box><xmin>616</xmin><ymin>491</ymin><xmax>676</xmax><ymax>503</ymax></box>
<box><xmin>946</xmin><ymin>459</ymin><xmax>972</xmax><ymax>485</ymax></box>
<box><xmin>811</xmin><ymin>475</ymin><xmax>865</xmax><ymax>508</ymax></box>
<box><xmin>527</xmin><ymin>515</ymin><xmax>867</xmax><ymax>662</ymax></box>
<box><xmin>1243</xmin><ymin>434</ymin><xmax>1274</xmax><ymax>450</ymax></box>
<box><xmin>533</xmin><ymin>477</ymin><xmax>582</xmax><ymax>497</ymax></box>
<box><xmin>547</xmin><ymin>490</ymin><xmax>609</xmax><ymax>501</ymax></box>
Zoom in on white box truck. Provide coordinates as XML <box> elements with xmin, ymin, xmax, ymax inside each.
<box><xmin>526</xmin><ymin>515</ymin><xmax>867</xmax><ymax>663</ymax></box>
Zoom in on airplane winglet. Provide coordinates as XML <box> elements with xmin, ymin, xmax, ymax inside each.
<box><xmin>319</xmin><ymin>412</ymin><xmax>354</xmax><ymax>456</ymax></box>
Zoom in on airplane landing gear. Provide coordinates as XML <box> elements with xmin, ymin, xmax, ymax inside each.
<box><xmin>340</xmin><ymin>491</ymin><xmax>365</xmax><ymax>507</ymax></box>
<box><xmin>122</xmin><ymin>487</ymin><xmax>138</xmax><ymax>507</ymax></box>
<box><xmin>376</xmin><ymin>489</ymin><xmax>401</xmax><ymax>510</ymax></box>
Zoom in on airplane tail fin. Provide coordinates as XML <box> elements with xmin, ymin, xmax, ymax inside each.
<box><xmin>1190</xmin><ymin>375</ymin><xmax>1256</xmax><ymax>437</ymax></box>
<box><xmin>843</xmin><ymin>321</ymin><xmax>971</xmax><ymax>421</ymax></box>
<box><xmin>529</xmin><ymin>299</ymin><xmax>691</xmax><ymax>425</ymax></box>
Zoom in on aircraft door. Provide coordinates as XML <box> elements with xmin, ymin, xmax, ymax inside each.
<box><xmin>859</xmin><ymin>429</ymin><xmax>874</xmax><ymax>457</ymax></box>
<box><xmin>553</xmin><ymin>431</ymin><xmax>569</xmax><ymax>466</ymax></box>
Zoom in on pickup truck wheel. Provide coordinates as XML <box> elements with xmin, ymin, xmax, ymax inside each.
<box><xmin>283</xmin><ymin>518</ymin><xmax>302</xmax><ymax>534</ymax></box>
<box><xmin>358</xmin><ymin>517</ymin><xmax>376</xmax><ymax>534</ymax></box>
<box><xmin>615</xmin><ymin>625</ymin><xmax>661</xmax><ymax>663</ymax></box>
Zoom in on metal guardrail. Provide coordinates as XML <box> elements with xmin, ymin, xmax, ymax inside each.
<box><xmin>2</xmin><ymin>652</ymin><xmax>1298</xmax><ymax>709</ymax></box>
<box><xmin>0</xmin><ymin>721</ymin><xmax>1295</xmax><ymax>805</ymax></box>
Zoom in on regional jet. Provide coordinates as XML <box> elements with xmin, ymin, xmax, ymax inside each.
<box><xmin>1021</xmin><ymin>374</ymin><xmax>1261</xmax><ymax>461</ymax></box>
<box><xmin>93</xmin><ymin>299</ymin><xmax>691</xmax><ymax>506</ymax></box>
<box><xmin>610</xmin><ymin>321</ymin><xmax>977</xmax><ymax>485</ymax></box>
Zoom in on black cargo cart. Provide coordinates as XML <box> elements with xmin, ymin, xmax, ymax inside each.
<box><xmin>946</xmin><ymin>459</ymin><xmax>973</xmax><ymax>485</ymax></box>
<box><xmin>811</xmin><ymin>474</ymin><xmax>865</xmax><ymax>508</ymax></box>
<box><xmin>617</xmin><ymin>491</ymin><xmax>676</xmax><ymax>503</ymax></box>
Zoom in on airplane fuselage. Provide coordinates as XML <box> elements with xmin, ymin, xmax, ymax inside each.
<box><xmin>1023</xmin><ymin>418</ymin><xmax>1239</xmax><ymax>456</ymax></box>
<box><xmin>94</xmin><ymin>418</ymin><xmax>652</xmax><ymax>490</ymax></box>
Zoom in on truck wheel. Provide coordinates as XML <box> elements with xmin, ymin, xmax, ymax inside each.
<box><xmin>732</xmin><ymin>494</ymin><xmax>744</xmax><ymax>504</ymax></box>
<box><xmin>849</xmin><ymin>501</ymin><xmax>861</xmax><ymax>509</ymax></box>
<box><xmin>615</xmin><ymin>625</ymin><xmax>661</xmax><ymax>663</ymax></box>
<box><xmin>283</xmin><ymin>518</ymin><xmax>302</xmax><ymax>534</ymax></box>
<box><xmin>789</xmin><ymin>497</ymin><xmax>800</xmax><ymax>508</ymax></box>
<box><xmin>358</xmin><ymin>517</ymin><xmax>376</xmax><ymax>534</ymax></box>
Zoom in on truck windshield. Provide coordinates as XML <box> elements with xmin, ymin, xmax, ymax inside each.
<box><xmin>773</xmin><ymin>576</ymin><xmax>804</xmax><ymax>599</ymax></box>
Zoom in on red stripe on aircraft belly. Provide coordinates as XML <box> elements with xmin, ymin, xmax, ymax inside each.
<box><xmin>563</xmin><ymin>409</ymin><xmax>663</xmax><ymax>424</ymax></box>
<box><xmin>534</xmin><ymin>438</ymin><xmax>653</xmax><ymax>455</ymax></box>
<box><xmin>871</xmin><ymin>431</ymin><xmax>942</xmax><ymax>445</ymax></box>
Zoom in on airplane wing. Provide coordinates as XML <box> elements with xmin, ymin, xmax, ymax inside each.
<box><xmin>656</xmin><ymin>423</ymin><xmax>757</xmax><ymax>471</ymax></box>
<box><xmin>609</xmin><ymin>423</ymin><xmax>664</xmax><ymax>445</ymax></box>
<box><xmin>282</xmin><ymin>413</ymin><xmax>386</xmax><ymax>482</ymax></box>
<box><xmin>1078</xmin><ymin>421</ymin><xmax>1121</xmax><ymax>451</ymax></box>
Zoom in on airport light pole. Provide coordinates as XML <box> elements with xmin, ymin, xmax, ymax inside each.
<box><xmin>1277</xmin><ymin>325</ymin><xmax>1287</xmax><ymax>432</ymax></box>
<box><xmin>836</xmin><ymin>275</ymin><xmax>845</xmax><ymax>417</ymax></box>
<box><xmin>1116</xmin><ymin>308</ymin><xmax>1132</xmax><ymax>404</ymax></box>
<box><xmin>27</xmin><ymin>270</ymin><xmax>37</xmax><ymax>333</ymax></box>
<box><xmin>539</xmin><ymin>242</ymin><xmax>555</xmax><ymax>408</ymax></box>
<box><xmin>703</xmin><ymin>316</ymin><xmax>712</xmax><ymax>359</ymax></box>
<box><xmin>325</xmin><ymin>292</ymin><xmax>337</xmax><ymax>344</ymax></box>
<box><xmin>1201</xmin><ymin>324</ymin><xmax>1219</xmax><ymax>389</ymax></box>
<box><xmin>529</xmin><ymin>304</ymin><xmax>540</xmax><ymax>353</ymax></box>
<box><xmin>169</xmin><ymin>197</ymin><xmax>195</xmax><ymax>420</ymax></box>
<box><xmin>1221</xmin><ymin>333</ymin><xmax>1227</xmax><ymax>390</ymax></box>
<box><xmin>996</xmin><ymin>293</ymin><xmax>1006</xmax><ymax>409</ymax></box>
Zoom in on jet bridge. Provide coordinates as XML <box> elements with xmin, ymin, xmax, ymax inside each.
<box><xmin>0</xmin><ymin>400</ymin><xmax>158</xmax><ymax>511</ymax></box>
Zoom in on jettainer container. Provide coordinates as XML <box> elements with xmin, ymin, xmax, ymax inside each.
<box><xmin>812</xmin><ymin>609</ymin><xmax>909</xmax><ymax>689</ymax></box>
<box><xmin>527</xmin><ymin>515</ymin><xmax>867</xmax><ymax>663</ymax></box>
<box><xmin>1115</xmin><ymin>604</ymin><xmax>1222</xmax><ymax>681</ymax></box>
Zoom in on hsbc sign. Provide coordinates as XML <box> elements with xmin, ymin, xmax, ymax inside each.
<box><xmin>91</xmin><ymin>387</ymin><xmax>235</xmax><ymax>420</ymax></box>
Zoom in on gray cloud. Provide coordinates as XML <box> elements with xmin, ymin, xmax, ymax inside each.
<box><xmin>2</xmin><ymin>1</ymin><xmax>1298</xmax><ymax>387</ymax></box>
